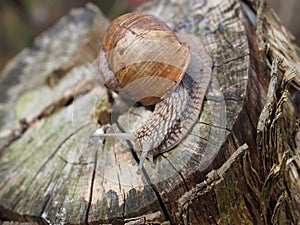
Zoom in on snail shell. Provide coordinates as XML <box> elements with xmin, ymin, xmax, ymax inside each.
<box><xmin>99</xmin><ymin>12</ymin><xmax>191</xmax><ymax>105</ymax></box>
<box><xmin>94</xmin><ymin>12</ymin><xmax>212</xmax><ymax>174</ymax></box>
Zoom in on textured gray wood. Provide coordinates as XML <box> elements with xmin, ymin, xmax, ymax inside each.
<box><xmin>0</xmin><ymin>0</ymin><xmax>299</xmax><ymax>224</ymax></box>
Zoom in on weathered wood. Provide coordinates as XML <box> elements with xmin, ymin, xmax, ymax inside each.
<box><xmin>0</xmin><ymin>0</ymin><xmax>299</xmax><ymax>224</ymax></box>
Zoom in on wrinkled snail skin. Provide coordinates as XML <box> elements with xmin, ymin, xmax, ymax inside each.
<box><xmin>93</xmin><ymin>12</ymin><xmax>212</xmax><ymax>174</ymax></box>
<box><xmin>133</xmin><ymin>34</ymin><xmax>212</xmax><ymax>173</ymax></box>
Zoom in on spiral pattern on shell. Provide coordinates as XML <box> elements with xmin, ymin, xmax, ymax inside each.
<box><xmin>101</xmin><ymin>12</ymin><xmax>191</xmax><ymax>105</ymax></box>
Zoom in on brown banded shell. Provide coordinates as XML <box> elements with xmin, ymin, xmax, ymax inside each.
<box><xmin>101</xmin><ymin>12</ymin><xmax>190</xmax><ymax>105</ymax></box>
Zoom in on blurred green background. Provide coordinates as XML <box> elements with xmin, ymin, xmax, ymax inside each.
<box><xmin>0</xmin><ymin>0</ymin><xmax>299</xmax><ymax>72</ymax></box>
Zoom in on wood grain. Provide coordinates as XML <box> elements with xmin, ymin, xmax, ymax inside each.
<box><xmin>0</xmin><ymin>0</ymin><xmax>299</xmax><ymax>224</ymax></box>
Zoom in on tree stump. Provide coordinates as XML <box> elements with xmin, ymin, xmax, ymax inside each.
<box><xmin>0</xmin><ymin>0</ymin><xmax>299</xmax><ymax>224</ymax></box>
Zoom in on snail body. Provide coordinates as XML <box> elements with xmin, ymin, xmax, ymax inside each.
<box><xmin>136</xmin><ymin>34</ymin><xmax>212</xmax><ymax>160</ymax></box>
<box><xmin>94</xmin><ymin>12</ymin><xmax>212</xmax><ymax>174</ymax></box>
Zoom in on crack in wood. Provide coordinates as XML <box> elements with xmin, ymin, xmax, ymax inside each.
<box><xmin>3</xmin><ymin>0</ymin><xmax>298</xmax><ymax>223</ymax></box>
<box><xmin>57</xmin><ymin>154</ymin><xmax>94</xmax><ymax>166</ymax></box>
<box><xmin>85</xmin><ymin>147</ymin><xmax>98</xmax><ymax>224</ymax></box>
<box><xmin>113</xmin><ymin>120</ymin><xmax>173</xmax><ymax>222</ymax></box>
<box><xmin>162</xmin><ymin>155</ymin><xmax>190</xmax><ymax>191</ymax></box>
<box><xmin>177</xmin><ymin>143</ymin><xmax>249</xmax><ymax>221</ymax></box>
<box><xmin>18</xmin><ymin>131</ymin><xmax>75</xmax><ymax>205</ymax></box>
<box><xmin>0</xmin><ymin>119</ymin><xmax>29</xmax><ymax>152</ymax></box>
<box><xmin>213</xmin><ymin>54</ymin><xmax>250</xmax><ymax>67</ymax></box>
<box><xmin>0</xmin><ymin>80</ymin><xmax>95</xmax><ymax>154</ymax></box>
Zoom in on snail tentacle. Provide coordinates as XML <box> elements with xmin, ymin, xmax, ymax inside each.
<box><xmin>91</xmin><ymin>131</ymin><xmax>154</xmax><ymax>174</ymax></box>
<box><xmin>137</xmin><ymin>140</ymin><xmax>152</xmax><ymax>174</ymax></box>
<box><xmin>91</xmin><ymin>132</ymin><xmax>135</xmax><ymax>142</ymax></box>
<box><xmin>92</xmin><ymin>12</ymin><xmax>212</xmax><ymax>174</ymax></box>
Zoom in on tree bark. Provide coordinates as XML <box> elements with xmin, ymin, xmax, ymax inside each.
<box><xmin>0</xmin><ymin>0</ymin><xmax>299</xmax><ymax>224</ymax></box>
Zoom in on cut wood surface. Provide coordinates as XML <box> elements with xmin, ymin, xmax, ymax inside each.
<box><xmin>0</xmin><ymin>0</ymin><xmax>299</xmax><ymax>224</ymax></box>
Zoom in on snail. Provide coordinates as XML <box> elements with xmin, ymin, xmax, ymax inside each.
<box><xmin>92</xmin><ymin>12</ymin><xmax>212</xmax><ymax>174</ymax></box>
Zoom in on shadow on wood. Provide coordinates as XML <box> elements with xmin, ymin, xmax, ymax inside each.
<box><xmin>0</xmin><ymin>0</ymin><xmax>299</xmax><ymax>224</ymax></box>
